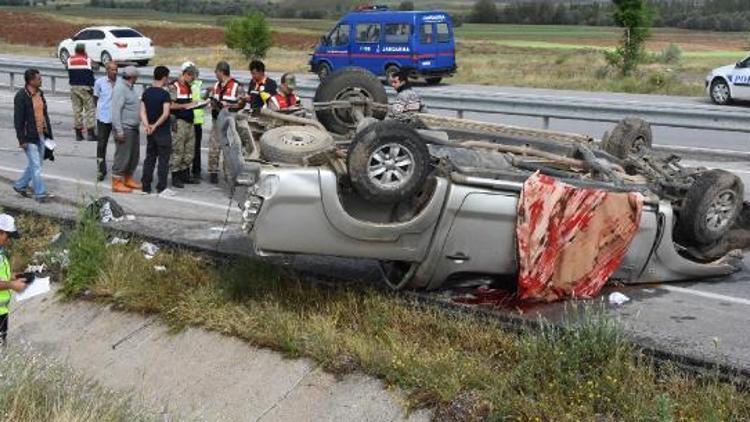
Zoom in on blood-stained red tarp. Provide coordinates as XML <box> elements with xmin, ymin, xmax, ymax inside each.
<box><xmin>516</xmin><ymin>173</ymin><xmax>643</xmax><ymax>302</ymax></box>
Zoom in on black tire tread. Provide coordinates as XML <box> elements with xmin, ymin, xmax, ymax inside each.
<box><xmin>314</xmin><ymin>67</ymin><xmax>387</xmax><ymax>135</ymax></box>
<box><xmin>347</xmin><ymin>120</ymin><xmax>430</xmax><ymax>203</ymax></box>
<box><xmin>678</xmin><ymin>169</ymin><xmax>744</xmax><ymax>245</ymax></box>
<box><xmin>602</xmin><ymin>117</ymin><xmax>653</xmax><ymax>159</ymax></box>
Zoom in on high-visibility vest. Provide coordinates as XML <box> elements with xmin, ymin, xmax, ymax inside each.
<box><xmin>0</xmin><ymin>250</ymin><xmax>11</xmax><ymax>316</ymax></box>
<box><xmin>191</xmin><ymin>80</ymin><xmax>204</xmax><ymax>125</ymax></box>
<box><xmin>66</xmin><ymin>54</ymin><xmax>95</xmax><ymax>87</ymax></box>
<box><xmin>211</xmin><ymin>78</ymin><xmax>241</xmax><ymax>119</ymax></box>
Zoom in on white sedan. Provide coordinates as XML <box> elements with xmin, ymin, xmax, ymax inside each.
<box><xmin>57</xmin><ymin>26</ymin><xmax>155</xmax><ymax>67</ymax></box>
<box><xmin>705</xmin><ymin>55</ymin><xmax>750</xmax><ymax>105</ymax></box>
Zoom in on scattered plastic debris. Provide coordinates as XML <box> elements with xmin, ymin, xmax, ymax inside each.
<box><xmin>109</xmin><ymin>237</ymin><xmax>129</xmax><ymax>246</ymax></box>
<box><xmin>86</xmin><ymin>196</ymin><xmax>126</xmax><ymax>223</ymax></box>
<box><xmin>140</xmin><ymin>242</ymin><xmax>160</xmax><ymax>259</ymax></box>
<box><xmin>608</xmin><ymin>292</ymin><xmax>630</xmax><ymax>306</ymax></box>
<box><xmin>25</xmin><ymin>263</ymin><xmax>46</xmax><ymax>273</ymax></box>
<box><xmin>50</xmin><ymin>232</ymin><xmax>61</xmax><ymax>243</ymax></box>
<box><xmin>126</xmin><ymin>215</ymin><xmax>136</xmax><ymax>221</ymax></box>
<box><xmin>154</xmin><ymin>265</ymin><xmax>167</xmax><ymax>272</ymax></box>
<box><xmin>210</xmin><ymin>227</ymin><xmax>227</xmax><ymax>233</ymax></box>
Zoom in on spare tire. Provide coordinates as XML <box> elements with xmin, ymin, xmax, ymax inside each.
<box><xmin>260</xmin><ymin>126</ymin><xmax>334</xmax><ymax>166</ymax></box>
<box><xmin>602</xmin><ymin>117</ymin><xmax>653</xmax><ymax>159</ymax></box>
<box><xmin>678</xmin><ymin>169</ymin><xmax>744</xmax><ymax>246</ymax></box>
<box><xmin>347</xmin><ymin>120</ymin><xmax>430</xmax><ymax>204</ymax></box>
<box><xmin>314</xmin><ymin>67</ymin><xmax>387</xmax><ymax>135</ymax></box>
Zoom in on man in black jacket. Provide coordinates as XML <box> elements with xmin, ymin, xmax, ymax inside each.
<box><xmin>13</xmin><ymin>68</ymin><xmax>53</xmax><ymax>203</ymax></box>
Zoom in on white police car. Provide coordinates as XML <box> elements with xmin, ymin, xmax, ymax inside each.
<box><xmin>705</xmin><ymin>55</ymin><xmax>750</xmax><ymax>105</ymax></box>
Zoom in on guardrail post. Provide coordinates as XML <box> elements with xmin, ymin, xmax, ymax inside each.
<box><xmin>542</xmin><ymin>116</ymin><xmax>550</xmax><ymax>130</ymax></box>
<box><xmin>51</xmin><ymin>76</ymin><xmax>56</xmax><ymax>94</ymax></box>
<box><xmin>457</xmin><ymin>109</ymin><xmax>464</xmax><ymax>119</ymax></box>
<box><xmin>9</xmin><ymin>72</ymin><xmax>14</xmax><ymax>90</ymax></box>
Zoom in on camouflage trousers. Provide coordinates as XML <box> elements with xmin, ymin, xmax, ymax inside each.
<box><xmin>70</xmin><ymin>86</ymin><xmax>95</xmax><ymax>130</ymax></box>
<box><xmin>170</xmin><ymin>119</ymin><xmax>195</xmax><ymax>173</ymax></box>
<box><xmin>208</xmin><ymin>118</ymin><xmax>221</xmax><ymax>174</ymax></box>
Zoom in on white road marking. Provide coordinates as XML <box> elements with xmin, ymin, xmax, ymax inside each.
<box><xmin>0</xmin><ymin>164</ymin><xmax>239</xmax><ymax>213</ymax></box>
<box><xmin>661</xmin><ymin>285</ymin><xmax>750</xmax><ymax>306</ymax></box>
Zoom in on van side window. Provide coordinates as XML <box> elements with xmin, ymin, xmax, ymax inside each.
<box><xmin>384</xmin><ymin>23</ymin><xmax>411</xmax><ymax>44</ymax></box>
<box><xmin>356</xmin><ymin>23</ymin><xmax>381</xmax><ymax>43</ymax></box>
<box><xmin>436</xmin><ymin>23</ymin><xmax>450</xmax><ymax>43</ymax></box>
<box><xmin>419</xmin><ymin>24</ymin><xmax>433</xmax><ymax>44</ymax></box>
<box><xmin>331</xmin><ymin>24</ymin><xmax>350</xmax><ymax>46</ymax></box>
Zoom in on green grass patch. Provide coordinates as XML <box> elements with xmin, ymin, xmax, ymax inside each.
<box><xmin>61</xmin><ymin>209</ymin><xmax>106</xmax><ymax>297</ymax></box>
<box><xmin>0</xmin><ymin>347</ymin><xmax>153</xmax><ymax>421</ymax></box>
<box><xmin>19</xmin><ymin>214</ymin><xmax>746</xmax><ymax>420</ymax></box>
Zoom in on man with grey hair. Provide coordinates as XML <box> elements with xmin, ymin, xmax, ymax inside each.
<box><xmin>66</xmin><ymin>43</ymin><xmax>96</xmax><ymax>142</ymax></box>
<box><xmin>110</xmin><ymin>65</ymin><xmax>142</xmax><ymax>193</ymax></box>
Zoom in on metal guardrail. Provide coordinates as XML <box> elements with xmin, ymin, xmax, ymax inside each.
<box><xmin>2</xmin><ymin>61</ymin><xmax>750</xmax><ymax>134</ymax></box>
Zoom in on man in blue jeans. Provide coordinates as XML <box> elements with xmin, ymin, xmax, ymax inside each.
<box><xmin>13</xmin><ymin>68</ymin><xmax>53</xmax><ymax>203</ymax></box>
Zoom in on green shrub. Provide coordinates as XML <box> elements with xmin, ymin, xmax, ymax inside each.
<box><xmin>225</xmin><ymin>11</ymin><xmax>272</xmax><ymax>60</ymax></box>
<box><xmin>62</xmin><ymin>208</ymin><xmax>106</xmax><ymax>297</ymax></box>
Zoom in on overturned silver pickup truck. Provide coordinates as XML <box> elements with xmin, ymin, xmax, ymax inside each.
<box><xmin>218</xmin><ymin>67</ymin><xmax>744</xmax><ymax>291</ymax></box>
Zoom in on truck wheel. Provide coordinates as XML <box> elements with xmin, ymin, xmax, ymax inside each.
<box><xmin>347</xmin><ymin>120</ymin><xmax>430</xmax><ymax>203</ymax></box>
<box><xmin>317</xmin><ymin>62</ymin><xmax>332</xmax><ymax>81</ymax></box>
<box><xmin>601</xmin><ymin>117</ymin><xmax>652</xmax><ymax>159</ymax></box>
<box><xmin>710</xmin><ymin>79</ymin><xmax>732</xmax><ymax>105</ymax></box>
<box><xmin>260</xmin><ymin>126</ymin><xmax>334</xmax><ymax>166</ymax></box>
<box><xmin>678</xmin><ymin>169</ymin><xmax>744</xmax><ymax>246</ymax></box>
<box><xmin>314</xmin><ymin>67</ymin><xmax>388</xmax><ymax>135</ymax></box>
<box><xmin>425</xmin><ymin>77</ymin><xmax>442</xmax><ymax>85</ymax></box>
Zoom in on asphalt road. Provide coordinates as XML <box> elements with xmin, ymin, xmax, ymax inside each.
<box><xmin>1</xmin><ymin>62</ymin><xmax>750</xmax><ymax>373</ymax></box>
<box><xmin>2</xmin><ymin>53</ymin><xmax>750</xmax><ymax>155</ymax></box>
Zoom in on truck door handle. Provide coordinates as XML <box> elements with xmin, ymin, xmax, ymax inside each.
<box><xmin>446</xmin><ymin>253</ymin><xmax>469</xmax><ymax>262</ymax></box>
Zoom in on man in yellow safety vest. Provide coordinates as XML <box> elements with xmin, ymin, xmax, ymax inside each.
<box><xmin>0</xmin><ymin>213</ymin><xmax>28</xmax><ymax>345</ymax></box>
<box><xmin>182</xmin><ymin>61</ymin><xmax>205</xmax><ymax>180</ymax></box>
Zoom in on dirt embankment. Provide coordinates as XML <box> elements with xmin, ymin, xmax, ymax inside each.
<box><xmin>0</xmin><ymin>11</ymin><xmax>317</xmax><ymax>49</ymax></box>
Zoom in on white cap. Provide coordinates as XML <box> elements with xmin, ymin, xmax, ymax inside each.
<box><xmin>181</xmin><ymin>61</ymin><xmax>196</xmax><ymax>71</ymax></box>
<box><xmin>0</xmin><ymin>214</ymin><xmax>19</xmax><ymax>239</ymax></box>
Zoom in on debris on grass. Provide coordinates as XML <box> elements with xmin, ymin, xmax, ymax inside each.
<box><xmin>140</xmin><ymin>242</ymin><xmax>159</xmax><ymax>259</ymax></box>
<box><xmin>609</xmin><ymin>292</ymin><xmax>631</xmax><ymax>305</ymax></box>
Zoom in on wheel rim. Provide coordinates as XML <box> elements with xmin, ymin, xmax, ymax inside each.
<box><xmin>332</xmin><ymin>86</ymin><xmax>373</xmax><ymax>129</ymax></box>
<box><xmin>60</xmin><ymin>50</ymin><xmax>69</xmax><ymax>64</ymax></box>
<box><xmin>279</xmin><ymin>129</ymin><xmax>323</xmax><ymax>148</ymax></box>
<box><xmin>629</xmin><ymin>135</ymin><xmax>647</xmax><ymax>154</ymax></box>
<box><xmin>367</xmin><ymin>142</ymin><xmax>415</xmax><ymax>190</ymax></box>
<box><xmin>705</xmin><ymin>189</ymin><xmax>738</xmax><ymax>232</ymax></box>
<box><xmin>319</xmin><ymin>65</ymin><xmax>330</xmax><ymax>79</ymax></box>
<box><xmin>102</xmin><ymin>53</ymin><xmax>111</xmax><ymax>63</ymax></box>
<box><xmin>712</xmin><ymin>82</ymin><xmax>729</xmax><ymax>103</ymax></box>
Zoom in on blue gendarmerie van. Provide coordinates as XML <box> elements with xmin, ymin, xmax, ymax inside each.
<box><xmin>310</xmin><ymin>6</ymin><xmax>457</xmax><ymax>85</ymax></box>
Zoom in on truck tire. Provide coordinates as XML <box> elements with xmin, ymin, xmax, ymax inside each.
<box><xmin>425</xmin><ymin>77</ymin><xmax>442</xmax><ymax>85</ymax></box>
<box><xmin>678</xmin><ymin>169</ymin><xmax>744</xmax><ymax>246</ymax></box>
<box><xmin>260</xmin><ymin>126</ymin><xmax>334</xmax><ymax>166</ymax></box>
<box><xmin>601</xmin><ymin>117</ymin><xmax>652</xmax><ymax>159</ymax></box>
<box><xmin>347</xmin><ymin>120</ymin><xmax>430</xmax><ymax>203</ymax></box>
<box><xmin>314</xmin><ymin>67</ymin><xmax>388</xmax><ymax>135</ymax></box>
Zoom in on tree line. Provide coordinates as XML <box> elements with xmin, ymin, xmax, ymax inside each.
<box><xmin>467</xmin><ymin>0</ymin><xmax>750</xmax><ymax>31</ymax></box>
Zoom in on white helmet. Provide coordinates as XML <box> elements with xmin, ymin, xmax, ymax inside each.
<box><xmin>181</xmin><ymin>61</ymin><xmax>196</xmax><ymax>72</ymax></box>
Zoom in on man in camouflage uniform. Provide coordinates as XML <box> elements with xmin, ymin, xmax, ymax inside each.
<box><xmin>206</xmin><ymin>61</ymin><xmax>246</xmax><ymax>184</ymax></box>
<box><xmin>66</xmin><ymin>44</ymin><xmax>96</xmax><ymax>142</ymax></box>
<box><xmin>168</xmin><ymin>65</ymin><xmax>199</xmax><ymax>188</ymax></box>
<box><xmin>387</xmin><ymin>67</ymin><xmax>424</xmax><ymax>126</ymax></box>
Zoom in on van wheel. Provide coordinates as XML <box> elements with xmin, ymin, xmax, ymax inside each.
<box><xmin>260</xmin><ymin>126</ymin><xmax>335</xmax><ymax>166</ymax></box>
<box><xmin>317</xmin><ymin>62</ymin><xmax>332</xmax><ymax>81</ymax></box>
<box><xmin>348</xmin><ymin>120</ymin><xmax>430</xmax><ymax>203</ymax></box>
<box><xmin>314</xmin><ymin>67</ymin><xmax>388</xmax><ymax>135</ymax></box>
<box><xmin>425</xmin><ymin>77</ymin><xmax>442</xmax><ymax>85</ymax></box>
<box><xmin>678</xmin><ymin>169</ymin><xmax>744</xmax><ymax>246</ymax></box>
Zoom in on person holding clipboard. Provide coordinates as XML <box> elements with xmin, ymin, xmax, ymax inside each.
<box><xmin>0</xmin><ymin>214</ymin><xmax>28</xmax><ymax>346</ymax></box>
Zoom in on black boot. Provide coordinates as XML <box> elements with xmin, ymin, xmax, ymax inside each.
<box><xmin>97</xmin><ymin>158</ymin><xmax>107</xmax><ymax>182</ymax></box>
<box><xmin>182</xmin><ymin>169</ymin><xmax>199</xmax><ymax>184</ymax></box>
<box><xmin>172</xmin><ymin>172</ymin><xmax>184</xmax><ymax>188</ymax></box>
<box><xmin>209</xmin><ymin>173</ymin><xmax>218</xmax><ymax>184</ymax></box>
<box><xmin>87</xmin><ymin>128</ymin><xmax>97</xmax><ymax>142</ymax></box>
<box><xmin>75</xmin><ymin>128</ymin><xmax>84</xmax><ymax>142</ymax></box>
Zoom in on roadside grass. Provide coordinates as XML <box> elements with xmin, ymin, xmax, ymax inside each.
<box><xmin>14</xmin><ymin>213</ymin><xmax>747</xmax><ymax>420</ymax></box>
<box><xmin>0</xmin><ymin>347</ymin><xmax>153</xmax><ymax>422</ymax></box>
